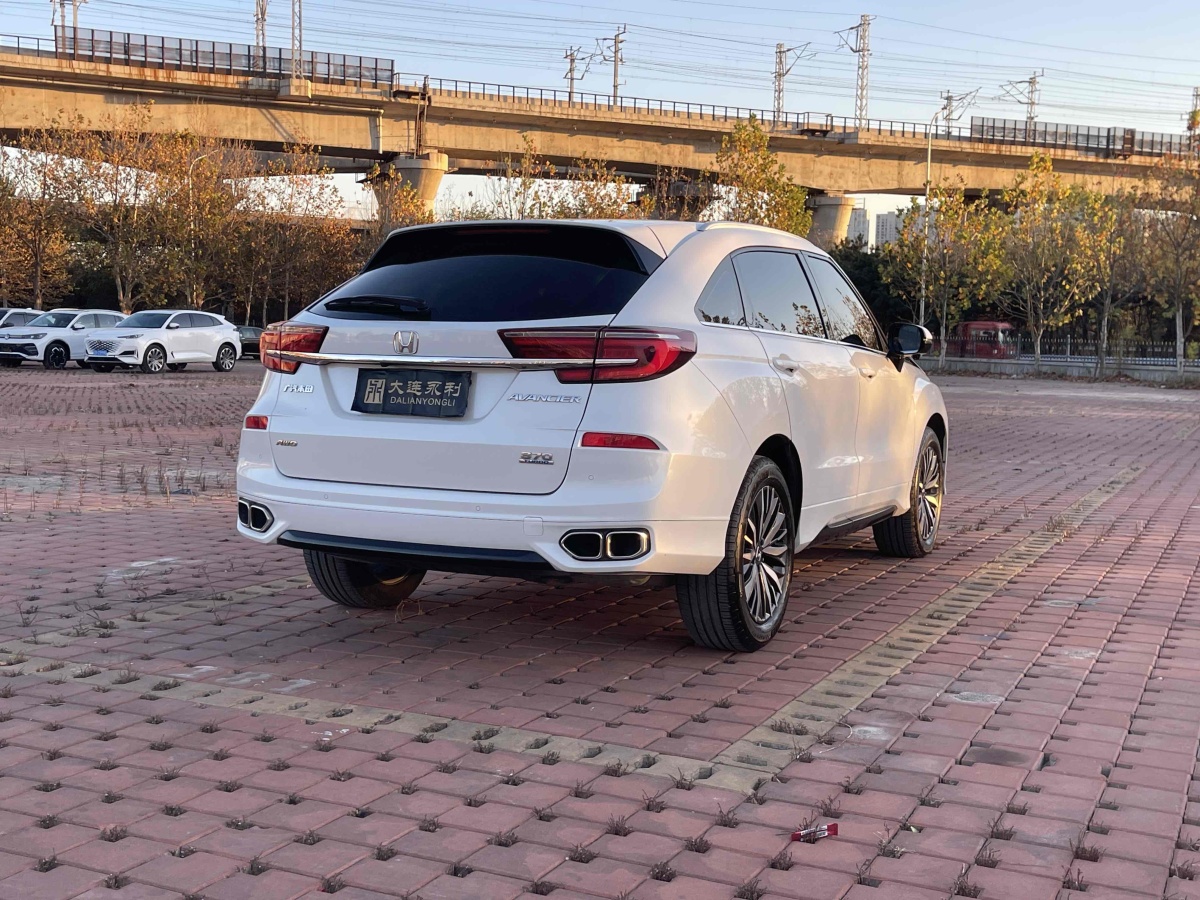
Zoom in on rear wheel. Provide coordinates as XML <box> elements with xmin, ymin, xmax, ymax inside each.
<box><xmin>166</xmin><ymin>363</ymin><xmax>187</xmax><ymax>372</ymax></box>
<box><xmin>43</xmin><ymin>342</ymin><xmax>69</xmax><ymax>369</ymax></box>
<box><xmin>676</xmin><ymin>456</ymin><xmax>795</xmax><ymax>652</ymax></box>
<box><xmin>91</xmin><ymin>363</ymin><xmax>116</xmax><ymax>373</ymax></box>
<box><xmin>874</xmin><ymin>427</ymin><xmax>944</xmax><ymax>558</ymax></box>
<box><xmin>303</xmin><ymin>549</ymin><xmax>426</xmax><ymax>609</ymax></box>
<box><xmin>140</xmin><ymin>345</ymin><xmax>167</xmax><ymax>374</ymax></box>
<box><xmin>213</xmin><ymin>344</ymin><xmax>237</xmax><ymax>372</ymax></box>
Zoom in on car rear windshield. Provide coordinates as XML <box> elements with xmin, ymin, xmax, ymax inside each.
<box><xmin>309</xmin><ymin>224</ymin><xmax>659</xmax><ymax>322</ymax></box>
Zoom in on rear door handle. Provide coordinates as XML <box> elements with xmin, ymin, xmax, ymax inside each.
<box><xmin>858</xmin><ymin>366</ymin><xmax>877</xmax><ymax>379</ymax></box>
<box><xmin>772</xmin><ymin>355</ymin><xmax>800</xmax><ymax>374</ymax></box>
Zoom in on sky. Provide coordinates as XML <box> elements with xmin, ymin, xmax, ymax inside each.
<box><xmin>6</xmin><ymin>0</ymin><xmax>1200</xmax><ymax>239</ymax></box>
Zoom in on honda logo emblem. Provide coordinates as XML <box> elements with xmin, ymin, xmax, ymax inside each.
<box><xmin>393</xmin><ymin>331</ymin><xmax>419</xmax><ymax>355</ymax></box>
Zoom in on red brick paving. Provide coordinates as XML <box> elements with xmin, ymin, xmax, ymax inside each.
<box><xmin>0</xmin><ymin>366</ymin><xmax>1199</xmax><ymax>898</ymax></box>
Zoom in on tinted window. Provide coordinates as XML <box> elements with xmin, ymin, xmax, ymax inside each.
<box><xmin>192</xmin><ymin>314</ymin><xmax>219</xmax><ymax>328</ymax></box>
<box><xmin>75</xmin><ymin>315</ymin><xmax>96</xmax><ymax>329</ymax></box>
<box><xmin>314</xmin><ymin>225</ymin><xmax>654</xmax><ymax>323</ymax></box>
<box><xmin>732</xmin><ymin>251</ymin><xmax>825</xmax><ymax>338</ymax></box>
<box><xmin>28</xmin><ymin>312</ymin><xmax>76</xmax><ymax>328</ymax></box>
<box><xmin>695</xmin><ymin>258</ymin><xmax>746</xmax><ymax>326</ymax></box>
<box><xmin>118</xmin><ymin>312</ymin><xmax>171</xmax><ymax>329</ymax></box>
<box><xmin>806</xmin><ymin>256</ymin><xmax>881</xmax><ymax>351</ymax></box>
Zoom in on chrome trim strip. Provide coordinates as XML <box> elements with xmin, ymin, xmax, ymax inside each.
<box><xmin>274</xmin><ymin>351</ymin><xmax>640</xmax><ymax>370</ymax></box>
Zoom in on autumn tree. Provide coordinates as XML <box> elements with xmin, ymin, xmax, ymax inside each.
<box><xmin>72</xmin><ymin>104</ymin><xmax>182</xmax><ymax>312</ymax></box>
<box><xmin>157</xmin><ymin>137</ymin><xmax>257</xmax><ymax>311</ymax></box>
<box><xmin>997</xmin><ymin>154</ymin><xmax>1108</xmax><ymax>371</ymax></box>
<box><xmin>0</xmin><ymin>131</ymin><xmax>74</xmax><ymax>309</ymax></box>
<box><xmin>713</xmin><ymin>117</ymin><xmax>811</xmax><ymax>235</ymax></box>
<box><xmin>1139</xmin><ymin>155</ymin><xmax>1200</xmax><ymax>374</ymax></box>
<box><xmin>1087</xmin><ymin>192</ymin><xmax>1147</xmax><ymax>377</ymax></box>
<box><xmin>880</xmin><ymin>184</ymin><xmax>1007</xmax><ymax>360</ymax></box>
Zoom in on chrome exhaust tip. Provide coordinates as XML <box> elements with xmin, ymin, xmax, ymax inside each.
<box><xmin>238</xmin><ymin>498</ymin><xmax>274</xmax><ymax>533</ymax></box>
<box><xmin>560</xmin><ymin>531</ymin><xmax>604</xmax><ymax>561</ymax></box>
<box><xmin>605</xmin><ymin>530</ymin><xmax>650</xmax><ymax>561</ymax></box>
<box><xmin>560</xmin><ymin>529</ymin><xmax>651</xmax><ymax>562</ymax></box>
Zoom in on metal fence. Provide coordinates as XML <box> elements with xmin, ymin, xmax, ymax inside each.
<box><xmin>940</xmin><ymin>336</ymin><xmax>1200</xmax><ymax>368</ymax></box>
<box><xmin>970</xmin><ymin>116</ymin><xmax>1189</xmax><ymax>159</ymax></box>
<box><xmin>0</xmin><ymin>33</ymin><xmax>56</xmax><ymax>57</ymax></box>
<box><xmin>58</xmin><ymin>28</ymin><xmax>393</xmax><ymax>87</ymax></box>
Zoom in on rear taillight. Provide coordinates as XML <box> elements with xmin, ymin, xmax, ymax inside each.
<box><xmin>261</xmin><ymin>322</ymin><xmax>328</xmax><ymax>374</ymax></box>
<box><xmin>498</xmin><ymin>327</ymin><xmax>695</xmax><ymax>384</ymax></box>
<box><xmin>244</xmin><ymin>415</ymin><xmax>268</xmax><ymax>430</ymax></box>
<box><xmin>581</xmin><ymin>432</ymin><xmax>661</xmax><ymax>450</ymax></box>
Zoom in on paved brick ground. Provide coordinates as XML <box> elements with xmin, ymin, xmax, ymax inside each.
<box><xmin>1</xmin><ymin>364</ymin><xmax>1199</xmax><ymax>899</ymax></box>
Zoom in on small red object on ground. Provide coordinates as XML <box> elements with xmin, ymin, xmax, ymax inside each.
<box><xmin>791</xmin><ymin>823</ymin><xmax>838</xmax><ymax>843</ymax></box>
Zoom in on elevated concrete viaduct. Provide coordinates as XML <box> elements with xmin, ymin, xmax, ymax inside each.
<box><xmin>0</xmin><ymin>46</ymin><xmax>1161</xmax><ymax>237</ymax></box>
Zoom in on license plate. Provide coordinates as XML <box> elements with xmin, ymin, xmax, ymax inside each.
<box><xmin>351</xmin><ymin>369</ymin><xmax>471</xmax><ymax>418</ymax></box>
<box><xmin>93</xmin><ymin>349</ymin><xmax>108</xmax><ymax>356</ymax></box>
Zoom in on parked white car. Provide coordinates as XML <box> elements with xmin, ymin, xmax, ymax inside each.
<box><xmin>0</xmin><ymin>308</ymin><xmax>40</xmax><ymax>331</ymax></box>
<box><xmin>237</xmin><ymin>220</ymin><xmax>947</xmax><ymax>651</ymax></box>
<box><xmin>0</xmin><ymin>308</ymin><xmax>126</xmax><ymax>369</ymax></box>
<box><xmin>85</xmin><ymin>310</ymin><xmax>242</xmax><ymax>373</ymax></box>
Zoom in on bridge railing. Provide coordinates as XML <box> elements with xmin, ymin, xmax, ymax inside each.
<box><xmin>57</xmin><ymin>28</ymin><xmax>393</xmax><ymax>87</ymax></box>
<box><xmin>0</xmin><ymin>33</ymin><xmax>57</xmax><ymax>57</ymax></box>
<box><xmin>393</xmin><ymin>74</ymin><xmax>1188</xmax><ymax>159</ymax></box>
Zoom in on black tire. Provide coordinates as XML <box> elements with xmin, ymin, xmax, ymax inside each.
<box><xmin>166</xmin><ymin>363</ymin><xmax>187</xmax><ymax>372</ymax></box>
<box><xmin>676</xmin><ymin>456</ymin><xmax>795</xmax><ymax>652</ymax></box>
<box><xmin>0</xmin><ymin>360</ymin><xmax>20</xmax><ymax>368</ymax></box>
<box><xmin>140</xmin><ymin>345</ymin><xmax>167</xmax><ymax>374</ymax></box>
<box><xmin>42</xmin><ymin>342</ymin><xmax>69</xmax><ymax>369</ymax></box>
<box><xmin>91</xmin><ymin>363</ymin><xmax>116</xmax><ymax>373</ymax></box>
<box><xmin>76</xmin><ymin>360</ymin><xmax>91</xmax><ymax>369</ymax></box>
<box><xmin>874</xmin><ymin>427</ymin><xmax>944</xmax><ymax>558</ymax></box>
<box><xmin>303</xmin><ymin>549</ymin><xmax>426</xmax><ymax>610</ymax></box>
<box><xmin>213</xmin><ymin>344</ymin><xmax>237</xmax><ymax>372</ymax></box>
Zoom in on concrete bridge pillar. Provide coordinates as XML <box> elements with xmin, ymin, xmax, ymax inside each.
<box><xmin>807</xmin><ymin>192</ymin><xmax>856</xmax><ymax>245</ymax></box>
<box><xmin>374</xmin><ymin>151</ymin><xmax>449</xmax><ymax>212</ymax></box>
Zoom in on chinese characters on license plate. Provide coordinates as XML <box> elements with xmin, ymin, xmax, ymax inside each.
<box><xmin>351</xmin><ymin>369</ymin><xmax>472</xmax><ymax>418</ymax></box>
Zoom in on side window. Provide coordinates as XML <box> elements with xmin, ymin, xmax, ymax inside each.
<box><xmin>195</xmin><ymin>314</ymin><xmax>219</xmax><ymax>328</ymax></box>
<box><xmin>167</xmin><ymin>314</ymin><xmax>189</xmax><ymax>329</ymax></box>
<box><xmin>695</xmin><ymin>257</ymin><xmax>746</xmax><ymax>326</ymax></box>
<box><xmin>805</xmin><ymin>255</ymin><xmax>882</xmax><ymax>351</ymax></box>
<box><xmin>74</xmin><ymin>315</ymin><xmax>97</xmax><ymax>329</ymax></box>
<box><xmin>100</xmin><ymin>315</ymin><xmax>122</xmax><ymax>327</ymax></box>
<box><xmin>732</xmin><ymin>251</ymin><xmax>825</xmax><ymax>338</ymax></box>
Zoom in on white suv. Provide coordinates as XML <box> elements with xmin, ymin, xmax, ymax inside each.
<box><xmin>0</xmin><ymin>309</ymin><xmax>126</xmax><ymax>368</ymax></box>
<box><xmin>85</xmin><ymin>310</ymin><xmax>241</xmax><ymax>373</ymax></box>
<box><xmin>237</xmin><ymin>221</ymin><xmax>947</xmax><ymax>651</ymax></box>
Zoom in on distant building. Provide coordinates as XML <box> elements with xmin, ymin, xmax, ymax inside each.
<box><xmin>875</xmin><ymin>211</ymin><xmax>902</xmax><ymax>246</ymax></box>
<box><xmin>848</xmin><ymin>207</ymin><xmax>869</xmax><ymax>245</ymax></box>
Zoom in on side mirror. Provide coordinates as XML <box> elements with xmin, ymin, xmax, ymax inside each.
<box><xmin>887</xmin><ymin>322</ymin><xmax>933</xmax><ymax>366</ymax></box>
<box><xmin>71</xmin><ymin>323</ymin><xmax>86</xmax><ymax>330</ymax></box>
<box><xmin>167</xmin><ymin>322</ymin><xmax>181</xmax><ymax>330</ymax></box>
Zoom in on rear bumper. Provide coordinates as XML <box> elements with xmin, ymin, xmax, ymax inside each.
<box><xmin>235</xmin><ymin>463</ymin><xmax>727</xmax><ymax>577</ymax></box>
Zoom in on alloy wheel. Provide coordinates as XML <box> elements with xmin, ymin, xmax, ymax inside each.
<box><xmin>47</xmin><ymin>345</ymin><xmax>67</xmax><ymax>368</ymax></box>
<box><xmin>146</xmin><ymin>349</ymin><xmax>165</xmax><ymax>372</ymax></box>
<box><xmin>217</xmin><ymin>347</ymin><xmax>236</xmax><ymax>370</ymax></box>
<box><xmin>915</xmin><ymin>443</ymin><xmax>942</xmax><ymax>544</ymax></box>
<box><xmin>740</xmin><ymin>484</ymin><xmax>790</xmax><ymax>625</ymax></box>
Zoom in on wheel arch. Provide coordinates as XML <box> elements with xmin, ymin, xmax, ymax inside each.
<box><xmin>753</xmin><ymin>434</ymin><xmax>803</xmax><ymax>524</ymax></box>
<box><xmin>926</xmin><ymin>412</ymin><xmax>947</xmax><ymax>453</ymax></box>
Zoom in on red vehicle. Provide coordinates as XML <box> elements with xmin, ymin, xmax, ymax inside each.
<box><xmin>946</xmin><ymin>321</ymin><xmax>1018</xmax><ymax>358</ymax></box>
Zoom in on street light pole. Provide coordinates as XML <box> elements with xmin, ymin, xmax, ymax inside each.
<box><xmin>187</xmin><ymin>153</ymin><xmax>211</xmax><ymax>309</ymax></box>
<box><xmin>919</xmin><ymin>109</ymin><xmax>939</xmax><ymax>327</ymax></box>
